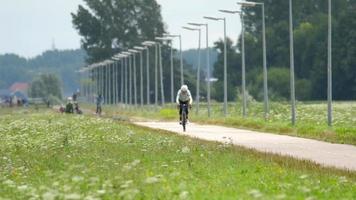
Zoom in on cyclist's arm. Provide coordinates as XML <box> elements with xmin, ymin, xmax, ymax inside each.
<box><xmin>188</xmin><ymin>91</ymin><xmax>193</xmax><ymax>105</ymax></box>
<box><xmin>176</xmin><ymin>90</ymin><xmax>181</xmax><ymax>104</ymax></box>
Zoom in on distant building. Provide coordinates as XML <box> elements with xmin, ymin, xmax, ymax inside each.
<box><xmin>9</xmin><ymin>82</ymin><xmax>29</xmax><ymax>95</ymax></box>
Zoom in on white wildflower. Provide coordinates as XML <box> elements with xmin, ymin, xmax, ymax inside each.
<box><xmin>181</xmin><ymin>146</ymin><xmax>190</xmax><ymax>154</ymax></box>
<box><xmin>179</xmin><ymin>191</ymin><xmax>189</xmax><ymax>200</ymax></box>
<box><xmin>144</xmin><ymin>176</ymin><xmax>159</xmax><ymax>184</ymax></box>
<box><xmin>64</xmin><ymin>193</ymin><xmax>81</xmax><ymax>200</ymax></box>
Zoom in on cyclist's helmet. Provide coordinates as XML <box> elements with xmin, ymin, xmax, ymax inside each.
<box><xmin>181</xmin><ymin>85</ymin><xmax>188</xmax><ymax>93</ymax></box>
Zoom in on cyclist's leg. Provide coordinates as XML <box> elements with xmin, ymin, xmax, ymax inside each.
<box><xmin>179</xmin><ymin>103</ymin><xmax>183</xmax><ymax>122</ymax></box>
<box><xmin>186</xmin><ymin>102</ymin><xmax>189</xmax><ymax>120</ymax></box>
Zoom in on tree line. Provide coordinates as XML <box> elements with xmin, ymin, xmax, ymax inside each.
<box><xmin>71</xmin><ymin>0</ymin><xmax>355</xmax><ymax>102</ymax></box>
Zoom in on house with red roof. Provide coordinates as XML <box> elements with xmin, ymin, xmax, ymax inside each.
<box><xmin>9</xmin><ymin>82</ymin><xmax>29</xmax><ymax>94</ymax></box>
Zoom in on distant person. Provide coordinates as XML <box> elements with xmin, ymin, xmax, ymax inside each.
<box><xmin>176</xmin><ymin>85</ymin><xmax>193</xmax><ymax>124</ymax></box>
<box><xmin>72</xmin><ymin>92</ymin><xmax>78</xmax><ymax>102</ymax></box>
<box><xmin>65</xmin><ymin>97</ymin><xmax>74</xmax><ymax>114</ymax></box>
<box><xmin>9</xmin><ymin>96</ymin><xmax>13</xmax><ymax>107</ymax></box>
<box><xmin>74</xmin><ymin>102</ymin><xmax>82</xmax><ymax>114</ymax></box>
<box><xmin>96</xmin><ymin>94</ymin><xmax>103</xmax><ymax>115</ymax></box>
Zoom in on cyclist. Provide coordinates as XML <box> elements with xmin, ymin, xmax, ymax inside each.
<box><xmin>176</xmin><ymin>85</ymin><xmax>193</xmax><ymax>124</ymax></box>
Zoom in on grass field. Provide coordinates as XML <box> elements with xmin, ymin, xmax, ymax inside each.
<box><xmin>0</xmin><ymin>110</ymin><xmax>355</xmax><ymax>199</ymax></box>
<box><xmin>97</xmin><ymin>101</ymin><xmax>356</xmax><ymax>145</ymax></box>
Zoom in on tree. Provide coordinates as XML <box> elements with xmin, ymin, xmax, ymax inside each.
<box><xmin>29</xmin><ymin>74</ymin><xmax>62</xmax><ymax>101</ymax></box>
<box><xmin>212</xmin><ymin>38</ymin><xmax>241</xmax><ymax>101</ymax></box>
<box><xmin>238</xmin><ymin>0</ymin><xmax>356</xmax><ymax>100</ymax></box>
<box><xmin>71</xmin><ymin>0</ymin><xmax>165</xmax><ymax>63</ymax></box>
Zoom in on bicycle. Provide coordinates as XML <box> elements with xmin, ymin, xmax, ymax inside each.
<box><xmin>180</xmin><ymin>104</ymin><xmax>189</xmax><ymax>132</ymax></box>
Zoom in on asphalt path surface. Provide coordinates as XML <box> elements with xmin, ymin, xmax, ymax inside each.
<box><xmin>134</xmin><ymin>121</ymin><xmax>356</xmax><ymax>171</ymax></box>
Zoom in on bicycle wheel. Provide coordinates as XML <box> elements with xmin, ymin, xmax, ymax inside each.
<box><xmin>182</xmin><ymin>110</ymin><xmax>187</xmax><ymax>132</ymax></box>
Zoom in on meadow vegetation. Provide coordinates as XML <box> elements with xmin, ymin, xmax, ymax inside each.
<box><xmin>0</xmin><ymin>110</ymin><xmax>355</xmax><ymax>199</ymax></box>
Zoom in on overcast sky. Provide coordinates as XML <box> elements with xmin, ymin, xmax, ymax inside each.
<box><xmin>0</xmin><ymin>0</ymin><xmax>242</xmax><ymax>58</ymax></box>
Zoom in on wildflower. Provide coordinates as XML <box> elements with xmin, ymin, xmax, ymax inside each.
<box><xmin>144</xmin><ymin>176</ymin><xmax>159</xmax><ymax>184</ymax></box>
<box><xmin>72</xmin><ymin>176</ymin><xmax>84</xmax><ymax>182</ymax></box>
<box><xmin>64</xmin><ymin>193</ymin><xmax>81</xmax><ymax>200</ymax></box>
<box><xmin>119</xmin><ymin>188</ymin><xmax>139</xmax><ymax>200</ymax></box>
<box><xmin>179</xmin><ymin>191</ymin><xmax>189</xmax><ymax>200</ymax></box>
<box><xmin>181</xmin><ymin>146</ymin><xmax>190</xmax><ymax>154</ymax></box>
<box><xmin>97</xmin><ymin>189</ymin><xmax>106</xmax><ymax>195</ymax></box>
<box><xmin>248</xmin><ymin>189</ymin><xmax>263</xmax><ymax>199</ymax></box>
<box><xmin>17</xmin><ymin>184</ymin><xmax>28</xmax><ymax>191</ymax></box>
<box><xmin>299</xmin><ymin>174</ymin><xmax>309</xmax><ymax>179</ymax></box>
<box><xmin>42</xmin><ymin>191</ymin><xmax>57</xmax><ymax>200</ymax></box>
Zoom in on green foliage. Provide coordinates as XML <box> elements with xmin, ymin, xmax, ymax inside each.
<box><xmin>0</xmin><ymin>49</ymin><xmax>86</xmax><ymax>94</ymax></box>
<box><xmin>212</xmin><ymin>38</ymin><xmax>240</xmax><ymax>101</ymax></box>
<box><xmin>28</xmin><ymin>74</ymin><xmax>62</xmax><ymax>100</ymax></box>
<box><xmin>0</xmin><ymin>112</ymin><xmax>355</xmax><ymax>199</ymax></box>
<box><xmin>211</xmin><ymin>0</ymin><xmax>356</xmax><ymax>101</ymax></box>
<box><xmin>71</xmin><ymin>0</ymin><xmax>165</xmax><ymax>63</ymax></box>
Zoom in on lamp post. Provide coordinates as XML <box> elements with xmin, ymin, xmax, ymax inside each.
<box><xmin>204</xmin><ymin>16</ymin><xmax>228</xmax><ymax>116</ymax></box>
<box><xmin>120</xmin><ymin>57</ymin><xmax>124</xmax><ymax>104</ymax></box>
<box><xmin>134</xmin><ymin>46</ymin><xmax>146</xmax><ymax>107</ymax></box>
<box><xmin>142</xmin><ymin>41</ymin><xmax>156</xmax><ymax>105</ymax></box>
<box><xmin>112</xmin><ymin>54</ymin><xmax>126</xmax><ymax>105</ymax></box>
<box><xmin>112</xmin><ymin>59</ymin><xmax>118</xmax><ymax>104</ymax></box>
<box><xmin>188</xmin><ymin>22</ymin><xmax>211</xmax><ymax>117</ymax></box>
<box><xmin>327</xmin><ymin>0</ymin><xmax>332</xmax><ymax>127</ymax></box>
<box><xmin>122</xmin><ymin>52</ymin><xmax>132</xmax><ymax>105</ymax></box>
<box><xmin>183</xmin><ymin>26</ymin><xmax>202</xmax><ymax>114</ymax></box>
<box><xmin>287</xmin><ymin>0</ymin><xmax>296</xmax><ymax>126</ymax></box>
<box><xmin>238</xmin><ymin>1</ymin><xmax>269</xmax><ymax>120</ymax></box>
<box><xmin>156</xmin><ymin>37</ymin><xmax>175</xmax><ymax>103</ymax></box>
<box><xmin>164</xmin><ymin>34</ymin><xmax>184</xmax><ymax>85</ymax></box>
<box><xmin>219</xmin><ymin>9</ymin><xmax>247</xmax><ymax>118</ymax></box>
<box><xmin>129</xmin><ymin>49</ymin><xmax>139</xmax><ymax>107</ymax></box>
<box><xmin>123</xmin><ymin>54</ymin><xmax>129</xmax><ymax>105</ymax></box>
<box><xmin>112</xmin><ymin>56</ymin><xmax>119</xmax><ymax>104</ymax></box>
<box><xmin>155</xmin><ymin>37</ymin><xmax>169</xmax><ymax>105</ymax></box>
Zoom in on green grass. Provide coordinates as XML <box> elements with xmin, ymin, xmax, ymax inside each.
<box><xmin>95</xmin><ymin>101</ymin><xmax>356</xmax><ymax>145</ymax></box>
<box><xmin>1</xmin><ymin>111</ymin><xmax>355</xmax><ymax>199</ymax></box>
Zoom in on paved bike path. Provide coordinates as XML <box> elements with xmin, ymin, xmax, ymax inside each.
<box><xmin>134</xmin><ymin>121</ymin><xmax>356</xmax><ymax>171</ymax></box>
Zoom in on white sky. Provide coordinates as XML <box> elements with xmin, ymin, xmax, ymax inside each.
<box><xmin>0</xmin><ymin>0</ymin><xmax>242</xmax><ymax>58</ymax></box>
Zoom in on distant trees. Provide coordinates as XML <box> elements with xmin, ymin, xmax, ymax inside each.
<box><xmin>71</xmin><ymin>0</ymin><xmax>165</xmax><ymax>63</ymax></box>
<box><xmin>29</xmin><ymin>74</ymin><xmax>62</xmax><ymax>101</ymax></box>
<box><xmin>211</xmin><ymin>0</ymin><xmax>356</xmax><ymax>101</ymax></box>
<box><xmin>0</xmin><ymin>49</ymin><xmax>86</xmax><ymax>94</ymax></box>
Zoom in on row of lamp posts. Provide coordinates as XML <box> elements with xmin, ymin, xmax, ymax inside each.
<box><xmin>80</xmin><ymin>0</ymin><xmax>333</xmax><ymax>126</ymax></box>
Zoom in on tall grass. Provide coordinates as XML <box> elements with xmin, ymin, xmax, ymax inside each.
<box><xmin>0</xmin><ymin>112</ymin><xmax>355</xmax><ymax>199</ymax></box>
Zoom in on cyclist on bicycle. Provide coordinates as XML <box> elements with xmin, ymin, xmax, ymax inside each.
<box><xmin>176</xmin><ymin>85</ymin><xmax>193</xmax><ymax>124</ymax></box>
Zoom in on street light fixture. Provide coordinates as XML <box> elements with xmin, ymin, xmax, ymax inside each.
<box><xmin>288</xmin><ymin>0</ymin><xmax>296</xmax><ymax>126</ymax></box>
<box><xmin>156</xmin><ymin>37</ymin><xmax>175</xmax><ymax>104</ymax></box>
<box><xmin>204</xmin><ymin>16</ymin><xmax>228</xmax><ymax>117</ymax></box>
<box><xmin>327</xmin><ymin>0</ymin><xmax>332</xmax><ymax>127</ymax></box>
<box><xmin>238</xmin><ymin>1</ymin><xmax>269</xmax><ymax>120</ymax></box>
<box><xmin>164</xmin><ymin>34</ymin><xmax>184</xmax><ymax>86</ymax></box>
<box><xmin>122</xmin><ymin>52</ymin><xmax>132</xmax><ymax>105</ymax></box>
<box><xmin>183</xmin><ymin>25</ymin><xmax>202</xmax><ymax>115</ymax></box>
<box><xmin>155</xmin><ymin>37</ymin><xmax>168</xmax><ymax>105</ymax></box>
<box><xmin>219</xmin><ymin>9</ymin><xmax>248</xmax><ymax>118</ymax></box>
<box><xmin>142</xmin><ymin>41</ymin><xmax>156</xmax><ymax>105</ymax></box>
<box><xmin>187</xmin><ymin>22</ymin><xmax>212</xmax><ymax>117</ymax></box>
<box><xmin>134</xmin><ymin>46</ymin><xmax>146</xmax><ymax>107</ymax></box>
<box><xmin>129</xmin><ymin>49</ymin><xmax>139</xmax><ymax>107</ymax></box>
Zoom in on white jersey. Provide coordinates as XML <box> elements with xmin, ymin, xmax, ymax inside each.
<box><xmin>176</xmin><ymin>89</ymin><xmax>193</xmax><ymax>104</ymax></box>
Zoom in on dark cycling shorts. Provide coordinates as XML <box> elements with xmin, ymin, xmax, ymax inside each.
<box><xmin>179</xmin><ymin>100</ymin><xmax>189</xmax><ymax>115</ymax></box>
